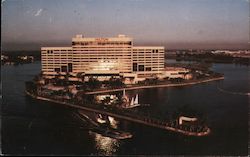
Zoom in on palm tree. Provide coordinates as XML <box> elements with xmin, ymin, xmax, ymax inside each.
<box><xmin>76</xmin><ymin>72</ymin><xmax>85</xmax><ymax>82</ymax></box>
<box><xmin>76</xmin><ymin>72</ymin><xmax>82</xmax><ymax>79</ymax></box>
<box><xmin>63</xmin><ymin>72</ymin><xmax>71</xmax><ymax>85</ymax></box>
<box><xmin>88</xmin><ymin>77</ymin><xmax>101</xmax><ymax>89</ymax></box>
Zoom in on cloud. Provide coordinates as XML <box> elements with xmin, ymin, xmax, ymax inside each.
<box><xmin>34</xmin><ymin>9</ymin><xmax>43</xmax><ymax>16</ymax></box>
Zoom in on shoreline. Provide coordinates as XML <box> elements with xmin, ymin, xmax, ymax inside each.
<box><xmin>85</xmin><ymin>76</ymin><xmax>225</xmax><ymax>95</ymax></box>
<box><xmin>24</xmin><ymin>75</ymin><xmax>222</xmax><ymax>137</ymax></box>
<box><xmin>25</xmin><ymin>91</ymin><xmax>211</xmax><ymax>137</ymax></box>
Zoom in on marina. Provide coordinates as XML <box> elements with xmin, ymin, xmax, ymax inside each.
<box><xmin>25</xmin><ymin>90</ymin><xmax>211</xmax><ymax>137</ymax></box>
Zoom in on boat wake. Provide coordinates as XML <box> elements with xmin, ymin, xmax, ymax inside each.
<box><xmin>217</xmin><ymin>85</ymin><xmax>250</xmax><ymax>96</ymax></box>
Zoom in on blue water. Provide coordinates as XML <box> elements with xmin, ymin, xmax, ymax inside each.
<box><xmin>1</xmin><ymin>60</ymin><xmax>249</xmax><ymax>155</ymax></box>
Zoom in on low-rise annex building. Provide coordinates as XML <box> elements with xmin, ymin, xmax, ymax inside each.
<box><xmin>158</xmin><ymin>67</ymin><xmax>193</xmax><ymax>80</ymax></box>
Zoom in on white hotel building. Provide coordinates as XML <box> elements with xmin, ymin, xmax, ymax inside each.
<box><xmin>41</xmin><ymin>34</ymin><xmax>165</xmax><ymax>84</ymax></box>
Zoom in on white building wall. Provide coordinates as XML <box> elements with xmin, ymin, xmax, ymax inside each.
<box><xmin>71</xmin><ymin>35</ymin><xmax>133</xmax><ymax>74</ymax></box>
<box><xmin>132</xmin><ymin>46</ymin><xmax>165</xmax><ymax>78</ymax></box>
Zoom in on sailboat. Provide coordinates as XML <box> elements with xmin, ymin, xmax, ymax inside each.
<box><xmin>122</xmin><ymin>90</ymin><xmax>141</xmax><ymax>109</ymax></box>
<box><xmin>134</xmin><ymin>94</ymin><xmax>139</xmax><ymax>105</ymax></box>
<box><xmin>127</xmin><ymin>94</ymin><xmax>140</xmax><ymax>108</ymax></box>
<box><xmin>122</xmin><ymin>89</ymin><xmax>129</xmax><ymax>102</ymax></box>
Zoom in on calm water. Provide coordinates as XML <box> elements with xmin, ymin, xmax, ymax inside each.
<box><xmin>1</xmin><ymin>60</ymin><xmax>249</xmax><ymax>155</ymax></box>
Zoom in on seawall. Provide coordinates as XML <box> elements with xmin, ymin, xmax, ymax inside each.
<box><xmin>85</xmin><ymin>76</ymin><xmax>225</xmax><ymax>95</ymax></box>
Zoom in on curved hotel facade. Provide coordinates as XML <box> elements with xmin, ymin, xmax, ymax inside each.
<box><xmin>41</xmin><ymin>34</ymin><xmax>165</xmax><ymax>84</ymax></box>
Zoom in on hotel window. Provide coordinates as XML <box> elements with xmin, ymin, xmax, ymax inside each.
<box><xmin>61</xmin><ymin>66</ymin><xmax>67</xmax><ymax>72</ymax></box>
<box><xmin>68</xmin><ymin>63</ymin><xmax>73</xmax><ymax>72</ymax></box>
<box><xmin>138</xmin><ymin>65</ymin><xmax>144</xmax><ymax>71</ymax></box>
<box><xmin>54</xmin><ymin>68</ymin><xmax>60</xmax><ymax>72</ymax></box>
<box><xmin>146</xmin><ymin>67</ymin><xmax>152</xmax><ymax>71</ymax></box>
<box><xmin>133</xmin><ymin>63</ymin><xmax>138</xmax><ymax>71</ymax></box>
<box><xmin>47</xmin><ymin>50</ymin><xmax>53</xmax><ymax>54</ymax></box>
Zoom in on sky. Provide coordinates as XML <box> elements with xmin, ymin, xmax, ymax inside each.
<box><xmin>1</xmin><ymin>0</ymin><xmax>250</xmax><ymax>51</ymax></box>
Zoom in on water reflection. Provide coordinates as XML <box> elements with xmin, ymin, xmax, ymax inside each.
<box><xmin>90</xmin><ymin>131</ymin><xmax>120</xmax><ymax>155</ymax></box>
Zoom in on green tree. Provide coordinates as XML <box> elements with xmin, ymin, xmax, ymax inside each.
<box><xmin>88</xmin><ymin>77</ymin><xmax>101</xmax><ymax>89</ymax></box>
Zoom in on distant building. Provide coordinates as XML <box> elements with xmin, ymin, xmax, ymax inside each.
<box><xmin>211</xmin><ymin>50</ymin><xmax>250</xmax><ymax>58</ymax></box>
<box><xmin>18</xmin><ymin>55</ymin><xmax>34</xmax><ymax>62</ymax></box>
<box><xmin>41</xmin><ymin>34</ymin><xmax>164</xmax><ymax>84</ymax></box>
<box><xmin>1</xmin><ymin>55</ymin><xmax>8</xmax><ymax>61</ymax></box>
